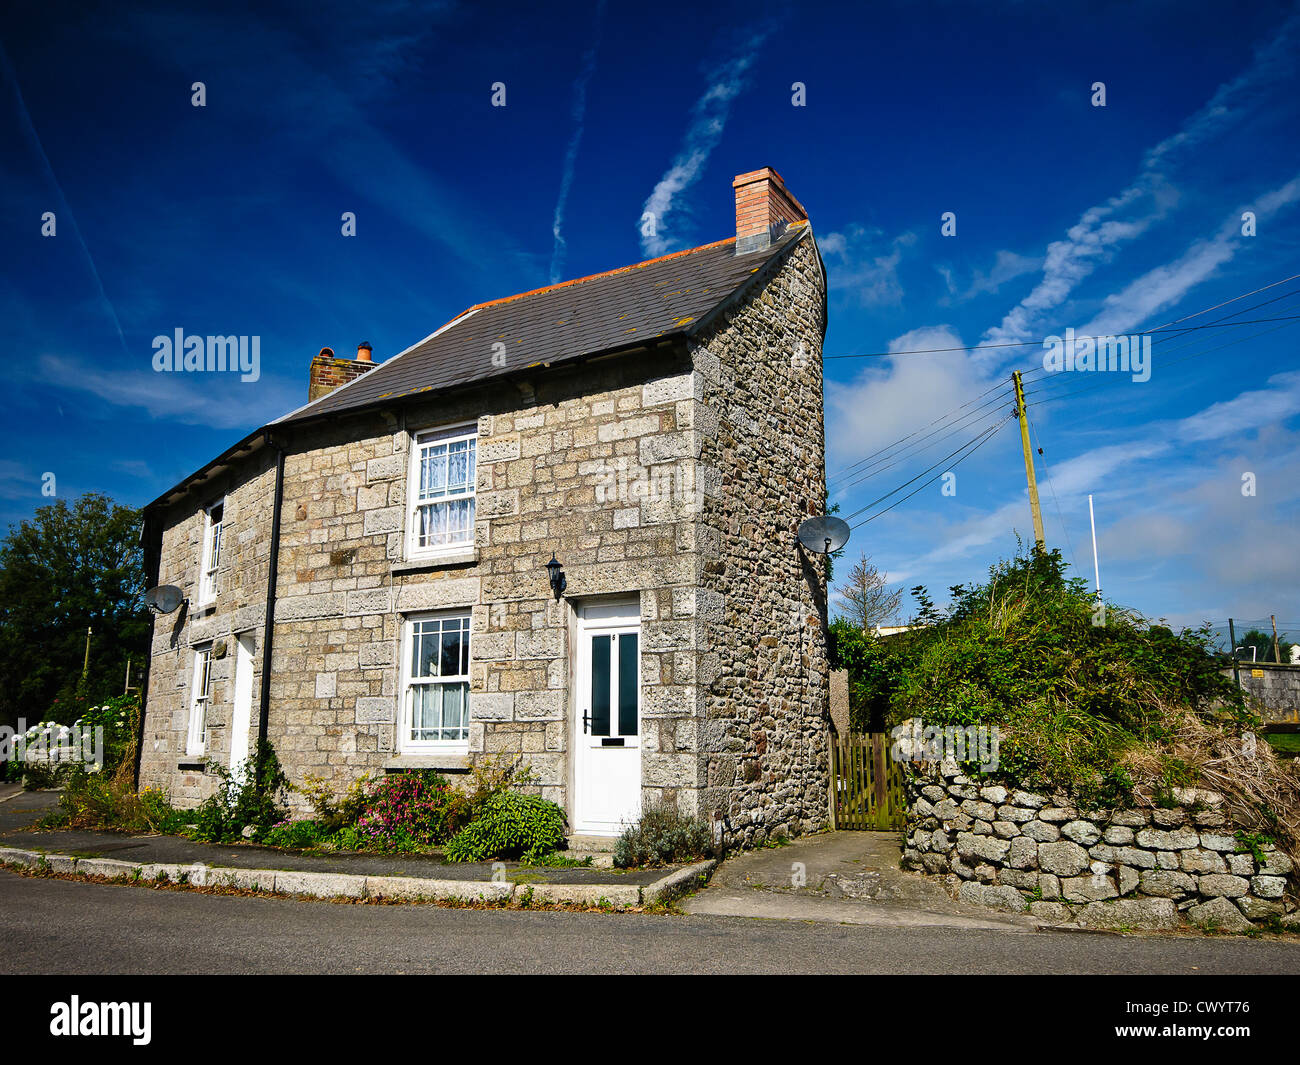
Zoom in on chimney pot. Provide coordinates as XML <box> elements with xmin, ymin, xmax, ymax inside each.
<box><xmin>732</xmin><ymin>167</ymin><xmax>807</xmax><ymax>254</ymax></box>
<box><xmin>308</xmin><ymin>343</ymin><xmax>376</xmax><ymax>402</ymax></box>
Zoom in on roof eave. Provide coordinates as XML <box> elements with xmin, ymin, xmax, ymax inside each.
<box><xmin>684</xmin><ymin>224</ymin><xmax>819</xmax><ymax>344</ymax></box>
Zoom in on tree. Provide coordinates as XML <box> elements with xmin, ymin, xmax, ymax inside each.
<box><xmin>1238</xmin><ymin>628</ymin><xmax>1293</xmax><ymax>665</ymax></box>
<box><xmin>834</xmin><ymin>552</ymin><xmax>902</xmax><ymax>630</ymax></box>
<box><xmin>0</xmin><ymin>492</ymin><xmax>149</xmax><ymax>730</ymax></box>
<box><xmin>828</xmin><ymin>618</ymin><xmax>896</xmax><ymax>732</ymax></box>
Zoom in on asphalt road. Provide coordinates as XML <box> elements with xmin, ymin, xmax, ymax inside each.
<box><xmin>3</xmin><ymin>869</ymin><xmax>1300</xmax><ymax>975</ymax></box>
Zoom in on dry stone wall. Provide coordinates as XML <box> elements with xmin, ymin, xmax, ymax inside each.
<box><xmin>903</xmin><ymin>760</ymin><xmax>1298</xmax><ymax>931</ymax></box>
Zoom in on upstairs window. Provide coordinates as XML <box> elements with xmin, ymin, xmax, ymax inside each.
<box><xmin>198</xmin><ymin>499</ymin><xmax>224</xmax><ymax>606</ymax></box>
<box><xmin>407</xmin><ymin>425</ymin><xmax>476</xmax><ymax>557</ymax></box>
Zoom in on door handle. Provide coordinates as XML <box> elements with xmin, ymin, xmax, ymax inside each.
<box><xmin>582</xmin><ymin>710</ymin><xmax>591</xmax><ymax>734</ymax></box>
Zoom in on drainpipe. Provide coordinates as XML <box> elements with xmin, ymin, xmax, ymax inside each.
<box><xmin>132</xmin><ymin>513</ymin><xmax>160</xmax><ymax>790</ymax></box>
<box><xmin>257</xmin><ymin>433</ymin><xmax>287</xmax><ymax>771</ymax></box>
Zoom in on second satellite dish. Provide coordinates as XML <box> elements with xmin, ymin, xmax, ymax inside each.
<box><xmin>797</xmin><ymin>515</ymin><xmax>850</xmax><ymax>554</ymax></box>
<box><xmin>145</xmin><ymin>585</ymin><xmax>185</xmax><ymax>615</ymax></box>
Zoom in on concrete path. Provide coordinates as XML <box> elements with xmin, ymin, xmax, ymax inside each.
<box><xmin>683</xmin><ymin>830</ymin><xmax>1040</xmax><ymax>932</ymax></box>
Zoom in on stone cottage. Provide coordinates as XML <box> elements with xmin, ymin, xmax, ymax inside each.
<box><xmin>137</xmin><ymin>167</ymin><xmax>831</xmax><ymax>846</ymax></box>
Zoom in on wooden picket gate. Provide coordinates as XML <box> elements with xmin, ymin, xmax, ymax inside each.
<box><xmin>830</xmin><ymin>732</ymin><xmax>906</xmax><ymax>830</ymax></box>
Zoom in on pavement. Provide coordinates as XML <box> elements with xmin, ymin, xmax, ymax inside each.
<box><xmin>684</xmin><ymin>829</ymin><xmax>1042</xmax><ymax>931</ymax></box>
<box><xmin>0</xmin><ymin>789</ymin><xmax>710</xmax><ymax>908</ymax></box>
<box><xmin>1</xmin><ymin>791</ymin><xmax>1021</xmax><ymax>929</ymax></box>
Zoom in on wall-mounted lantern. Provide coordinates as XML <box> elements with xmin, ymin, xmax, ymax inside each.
<box><xmin>545</xmin><ymin>553</ymin><xmax>566</xmax><ymax>600</ymax></box>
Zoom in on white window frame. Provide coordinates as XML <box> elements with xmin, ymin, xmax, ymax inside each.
<box><xmin>399</xmin><ymin>611</ymin><xmax>472</xmax><ymax>753</ymax></box>
<box><xmin>187</xmin><ymin>644</ymin><xmax>213</xmax><ymax>757</ymax></box>
<box><xmin>197</xmin><ymin>498</ymin><xmax>224</xmax><ymax>606</ymax></box>
<box><xmin>405</xmin><ymin>424</ymin><xmax>477</xmax><ymax>560</ymax></box>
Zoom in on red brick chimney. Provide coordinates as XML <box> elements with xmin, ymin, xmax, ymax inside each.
<box><xmin>309</xmin><ymin>344</ymin><xmax>377</xmax><ymax>401</ymax></box>
<box><xmin>733</xmin><ymin>167</ymin><xmax>808</xmax><ymax>254</ymax></box>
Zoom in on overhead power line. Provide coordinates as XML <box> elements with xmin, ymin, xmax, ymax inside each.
<box><xmin>829</xmin><ymin>389</ymin><xmax>1015</xmax><ymax>491</ymax></box>
<box><xmin>1024</xmin><ymin>297</ymin><xmax>1300</xmax><ymax>410</ymax></box>
<box><xmin>849</xmin><ymin>417</ymin><xmax>1013</xmax><ymax>530</ymax></box>
<box><xmin>845</xmin><ymin>416</ymin><xmax>1013</xmax><ymax>524</ymax></box>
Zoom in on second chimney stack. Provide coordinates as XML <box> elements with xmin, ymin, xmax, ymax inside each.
<box><xmin>733</xmin><ymin>167</ymin><xmax>807</xmax><ymax>254</ymax></box>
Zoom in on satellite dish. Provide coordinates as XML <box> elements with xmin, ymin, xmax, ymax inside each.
<box><xmin>797</xmin><ymin>515</ymin><xmax>850</xmax><ymax>554</ymax></box>
<box><xmin>145</xmin><ymin>585</ymin><xmax>185</xmax><ymax>615</ymax></box>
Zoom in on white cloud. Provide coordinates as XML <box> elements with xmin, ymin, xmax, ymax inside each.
<box><xmin>959</xmin><ymin>249</ymin><xmax>1043</xmax><ymax>300</ymax></box>
<box><xmin>1174</xmin><ymin>370</ymin><xmax>1300</xmax><ymax>444</ymax></box>
<box><xmin>819</xmin><ymin>226</ymin><xmax>916</xmax><ymax>307</ymax></box>
<box><xmin>1081</xmin><ymin>172</ymin><xmax>1300</xmax><ymax>338</ymax></box>
<box><xmin>549</xmin><ymin>0</ymin><xmax>607</xmax><ymax>284</ymax></box>
<box><xmin>35</xmin><ymin>353</ymin><xmax>299</xmax><ymax>431</ymax></box>
<box><xmin>639</xmin><ymin>27</ymin><xmax>773</xmax><ymax>256</ymax></box>
<box><xmin>879</xmin><ymin>370</ymin><xmax>1300</xmax><ymax>592</ymax></box>
<box><xmin>0</xmin><ymin>460</ymin><xmax>37</xmax><ymax>502</ymax></box>
<box><xmin>981</xmin><ymin>12</ymin><xmax>1300</xmax><ymax>355</ymax></box>
<box><xmin>826</xmin><ymin>326</ymin><xmax>999</xmax><ymax>487</ymax></box>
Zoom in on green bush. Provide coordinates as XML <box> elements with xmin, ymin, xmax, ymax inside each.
<box><xmin>46</xmin><ymin>768</ymin><xmax>184</xmax><ymax>834</ymax></box>
<box><xmin>187</xmin><ymin>740</ymin><xmax>291</xmax><ymax>843</ymax></box>
<box><xmin>300</xmin><ymin>772</ymin><xmax>372</xmax><ymax>833</ymax></box>
<box><xmin>326</xmin><ymin>825</ymin><xmax>365</xmax><ymax>852</ymax></box>
<box><xmin>829</xmin><ymin>619</ymin><xmax>906</xmax><ymax>732</ymax></box>
<box><xmin>613</xmin><ymin>801</ymin><xmax>713</xmax><ymax>868</ymax></box>
<box><xmin>79</xmin><ymin>693</ymin><xmax>140</xmax><ymax>775</ymax></box>
<box><xmin>354</xmin><ymin>770</ymin><xmax>471</xmax><ymax>851</ymax></box>
<box><xmin>444</xmin><ymin>790</ymin><xmax>567</xmax><ymax>862</ymax></box>
<box><xmin>883</xmin><ymin>548</ymin><xmax>1249</xmax><ymax>805</ymax></box>
<box><xmin>19</xmin><ymin>761</ymin><xmax>72</xmax><ymax>791</ymax></box>
<box><xmin>262</xmin><ymin>819</ymin><xmax>328</xmax><ymax>850</ymax></box>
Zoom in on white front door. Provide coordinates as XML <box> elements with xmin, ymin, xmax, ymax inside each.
<box><xmin>229</xmin><ymin>634</ymin><xmax>255</xmax><ymax>780</ymax></box>
<box><xmin>573</xmin><ymin>600</ymin><xmax>641</xmax><ymax>836</ymax></box>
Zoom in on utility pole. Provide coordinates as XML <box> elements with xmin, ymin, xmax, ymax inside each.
<box><xmin>1088</xmin><ymin>495</ymin><xmax>1102</xmax><ymax>597</ymax></box>
<box><xmin>1012</xmin><ymin>370</ymin><xmax>1046</xmax><ymax>551</ymax></box>
<box><xmin>1229</xmin><ymin>618</ymin><xmax>1240</xmax><ymax>687</ymax></box>
<box><xmin>1271</xmin><ymin>615</ymin><xmax>1282</xmax><ymax>664</ymax></box>
<box><xmin>82</xmin><ymin>627</ymin><xmax>92</xmax><ymax>679</ymax></box>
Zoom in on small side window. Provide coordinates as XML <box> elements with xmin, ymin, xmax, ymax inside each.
<box><xmin>198</xmin><ymin>500</ymin><xmax>224</xmax><ymax>606</ymax></box>
<box><xmin>187</xmin><ymin>644</ymin><xmax>213</xmax><ymax>757</ymax></box>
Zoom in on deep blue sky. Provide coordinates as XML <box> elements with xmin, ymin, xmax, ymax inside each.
<box><xmin>2</xmin><ymin>0</ymin><xmax>1298</xmax><ymax>635</ymax></box>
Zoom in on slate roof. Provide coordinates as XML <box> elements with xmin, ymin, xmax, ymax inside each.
<box><xmin>146</xmin><ymin>223</ymin><xmax>813</xmax><ymax>512</ymax></box>
<box><xmin>276</xmin><ymin>222</ymin><xmax>810</xmax><ymax>426</ymax></box>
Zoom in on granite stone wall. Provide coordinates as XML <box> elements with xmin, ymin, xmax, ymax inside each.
<box><xmin>138</xmin><ymin>452</ymin><xmax>276</xmax><ymax>805</ymax></box>
<box><xmin>138</xmin><ymin>231</ymin><xmax>833</xmax><ymax>839</ymax></box>
<box><xmin>903</xmin><ymin>760</ymin><xmax>1299</xmax><ymax>931</ymax></box>
<box><xmin>694</xmin><ymin>233</ymin><xmax>832</xmax><ymax>846</ymax></box>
